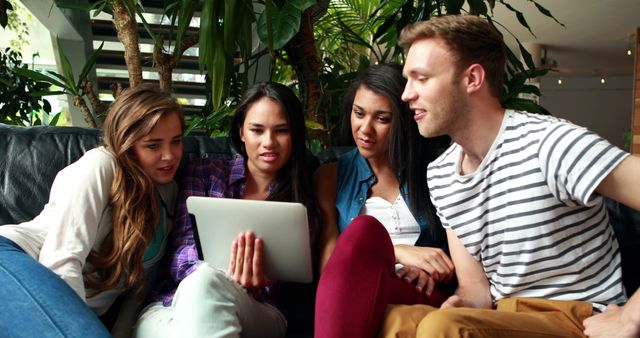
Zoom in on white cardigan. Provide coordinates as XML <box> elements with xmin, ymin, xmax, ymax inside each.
<box><xmin>0</xmin><ymin>146</ymin><xmax>176</xmax><ymax>315</ymax></box>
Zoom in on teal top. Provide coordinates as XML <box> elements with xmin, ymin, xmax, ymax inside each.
<box><xmin>143</xmin><ymin>193</ymin><xmax>168</xmax><ymax>262</ymax></box>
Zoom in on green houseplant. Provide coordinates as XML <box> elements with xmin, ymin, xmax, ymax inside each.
<box><xmin>13</xmin><ymin>0</ymin><xmax>560</xmax><ymax>144</ymax></box>
<box><xmin>0</xmin><ymin>0</ymin><xmax>62</xmax><ymax>126</ymax></box>
<box><xmin>0</xmin><ymin>47</ymin><xmax>59</xmax><ymax>126</ymax></box>
<box><xmin>299</xmin><ymin>0</ymin><xmax>562</xmax><ymax>148</ymax></box>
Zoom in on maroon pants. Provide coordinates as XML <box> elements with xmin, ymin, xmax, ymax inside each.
<box><xmin>314</xmin><ymin>215</ymin><xmax>448</xmax><ymax>338</ymax></box>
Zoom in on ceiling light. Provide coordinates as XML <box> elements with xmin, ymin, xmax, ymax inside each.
<box><xmin>557</xmin><ymin>79</ymin><xmax>562</xmax><ymax>85</ymax></box>
<box><xmin>600</xmin><ymin>77</ymin><xmax>606</xmax><ymax>84</ymax></box>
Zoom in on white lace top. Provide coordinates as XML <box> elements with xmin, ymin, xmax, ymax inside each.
<box><xmin>360</xmin><ymin>194</ymin><xmax>420</xmax><ymax>246</ymax></box>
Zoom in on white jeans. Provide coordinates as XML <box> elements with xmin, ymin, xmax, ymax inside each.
<box><xmin>134</xmin><ymin>263</ymin><xmax>287</xmax><ymax>338</ymax></box>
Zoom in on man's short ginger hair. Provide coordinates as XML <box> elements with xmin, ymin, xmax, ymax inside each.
<box><xmin>399</xmin><ymin>15</ymin><xmax>507</xmax><ymax>98</ymax></box>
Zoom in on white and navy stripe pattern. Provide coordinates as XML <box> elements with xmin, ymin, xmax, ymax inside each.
<box><xmin>428</xmin><ymin>110</ymin><xmax>629</xmax><ymax>310</ymax></box>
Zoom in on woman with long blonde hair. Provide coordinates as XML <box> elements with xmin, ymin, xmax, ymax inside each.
<box><xmin>0</xmin><ymin>84</ymin><xmax>184</xmax><ymax>337</ymax></box>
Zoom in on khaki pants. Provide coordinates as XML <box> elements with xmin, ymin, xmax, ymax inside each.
<box><xmin>380</xmin><ymin>298</ymin><xmax>593</xmax><ymax>338</ymax></box>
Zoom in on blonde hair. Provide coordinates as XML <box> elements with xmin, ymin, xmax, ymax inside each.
<box><xmin>399</xmin><ymin>15</ymin><xmax>506</xmax><ymax>98</ymax></box>
<box><xmin>84</xmin><ymin>84</ymin><xmax>183</xmax><ymax>296</ymax></box>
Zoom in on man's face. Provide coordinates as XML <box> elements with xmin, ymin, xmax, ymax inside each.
<box><xmin>402</xmin><ymin>38</ymin><xmax>468</xmax><ymax>138</ymax></box>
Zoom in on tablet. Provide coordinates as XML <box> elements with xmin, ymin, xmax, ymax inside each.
<box><xmin>186</xmin><ymin>196</ymin><xmax>313</xmax><ymax>283</ymax></box>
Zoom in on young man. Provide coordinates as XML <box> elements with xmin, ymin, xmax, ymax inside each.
<box><xmin>381</xmin><ymin>14</ymin><xmax>640</xmax><ymax>338</ymax></box>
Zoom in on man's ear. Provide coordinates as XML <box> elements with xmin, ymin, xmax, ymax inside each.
<box><xmin>464</xmin><ymin>64</ymin><xmax>485</xmax><ymax>94</ymax></box>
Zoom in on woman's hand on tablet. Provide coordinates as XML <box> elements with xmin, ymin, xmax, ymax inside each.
<box><xmin>228</xmin><ymin>231</ymin><xmax>273</xmax><ymax>291</ymax></box>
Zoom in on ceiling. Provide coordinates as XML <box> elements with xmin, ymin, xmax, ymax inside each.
<box><xmin>491</xmin><ymin>0</ymin><xmax>639</xmax><ymax>77</ymax></box>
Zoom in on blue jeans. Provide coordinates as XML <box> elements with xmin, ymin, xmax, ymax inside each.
<box><xmin>0</xmin><ymin>236</ymin><xmax>110</xmax><ymax>338</ymax></box>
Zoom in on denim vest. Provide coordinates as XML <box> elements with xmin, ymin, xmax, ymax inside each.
<box><xmin>335</xmin><ymin>149</ymin><xmax>439</xmax><ymax>247</ymax></box>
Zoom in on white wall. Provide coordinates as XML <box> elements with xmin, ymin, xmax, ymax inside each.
<box><xmin>539</xmin><ymin>75</ymin><xmax>634</xmax><ymax>150</ymax></box>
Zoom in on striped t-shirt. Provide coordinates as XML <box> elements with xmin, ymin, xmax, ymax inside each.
<box><xmin>427</xmin><ymin>110</ymin><xmax>629</xmax><ymax>310</ymax></box>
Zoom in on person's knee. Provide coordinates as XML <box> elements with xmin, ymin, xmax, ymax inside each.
<box><xmin>339</xmin><ymin>215</ymin><xmax>392</xmax><ymax>256</ymax></box>
<box><xmin>177</xmin><ymin>263</ymin><xmax>231</xmax><ymax>300</ymax></box>
<box><xmin>134</xmin><ymin>304</ymin><xmax>173</xmax><ymax>338</ymax></box>
<box><xmin>345</xmin><ymin>215</ymin><xmax>385</xmax><ymax>238</ymax></box>
<box><xmin>416</xmin><ymin>309</ymin><xmax>469</xmax><ymax>337</ymax></box>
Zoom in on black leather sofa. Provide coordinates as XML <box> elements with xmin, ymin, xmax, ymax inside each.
<box><xmin>1</xmin><ymin>123</ymin><xmax>639</xmax><ymax>335</ymax></box>
<box><xmin>0</xmin><ymin>123</ymin><xmax>315</xmax><ymax>337</ymax></box>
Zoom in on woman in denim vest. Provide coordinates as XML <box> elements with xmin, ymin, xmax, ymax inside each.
<box><xmin>314</xmin><ymin>64</ymin><xmax>453</xmax><ymax>338</ymax></box>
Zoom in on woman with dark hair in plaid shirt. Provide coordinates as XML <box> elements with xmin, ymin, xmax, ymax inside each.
<box><xmin>135</xmin><ymin>82</ymin><xmax>317</xmax><ymax>338</ymax></box>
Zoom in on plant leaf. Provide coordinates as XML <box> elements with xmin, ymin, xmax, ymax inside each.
<box><xmin>46</xmin><ymin>70</ymin><xmax>74</xmax><ymax>89</ymax></box>
<box><xmin>517</xmin><ymin>39</ymin><xmax>535</xmax><ymax>70</ymax></box>
<box><xmin>500</xmin><ymin>2</ymin><xmax>535</xmax><ymax>37</ymax></box>
<box><xmin>137</xmin><ymin>14</ymin><xmax>157</xmax><ymax>43</ymax></box>
<box><xmin>43</xmin><ymin>99</ymin><xmax>52</xmax><ymax>113</ymax></box>
<box><xmin>92</xmin><ymin>0</ymin><xmax>108</xmax><ymax>17</ymax></box>
<box><xmin>173</xmin><ymin>0</ymin><xmax>196</xmax><ymax>58</ymax></box>
<box><xmin>518</xmin><ymin>83</ymin><xmax>542</xmax><ymax>96</ymax></box>
<box><xmin>55</xmin><ymin>36</ymin><xmax>78</xmax><ymax>94</ymax></box>
<box><xmin>443</xmin><ymin>0</ymin><xmax>465</xmax><ymax>14</ymax></box>
<box><xmin>0</xmin><ymin>2</ymin><xmax>10</xmax><ymax>28</ymax></box>
<box><xmin>467</xmin><ymin>0</ymin><xmax>488</xmax><ymax>16</ymax></box>
<box><xmin>198</xmin><ymin>0</ymin><xmax>215</xmax><ymax>73</ymax></box>
<box><xmin>77</xmin><ymin>41</ymin><xmax>104</xmax><ymax>89</ymax></box>
<box><xmin>257</xmin><ymin>0</ymin><xmax>316</xmax><ymax>50</ymax></box>
<box><xmin>212</xmin><ymin>40</ymin><xmax>227</xmax><ymax>109</ymax></box>
<box><xmin>29</xmin><ymin>90</ymin><xmax>67</xmax><ymax>96</ymax></box>
<box><xmin>532</xmin><ymin>1</ymin><xmax>565</xmax><ymax>27</ymax></box>
<box><xmin>372</xmin><ymin>10</ymin><xmax>397</xmax><ymax>41</ymax></box>
<box><xmin>305</xmin><ymin>120</ymin><xmax>325</xmax><ymax>130</ymax></box>
<box><xmin>505</xmin><ymin>43</ymin><xmax>525</xmax><ymax>72</ymax></box>
<box><xmin>49</xmin><ymin>112</ymin><xmax>61</xmax><ymax>126</ymax></box>
<box><xmin>14</xmin><ymin>68</ymin><xmax>66</xmax><ymax>89</ymax></box>
<box><xmin>185</xmin><ymin>115</ymin><xmax>203</xmax><ymax>135</ymax></box>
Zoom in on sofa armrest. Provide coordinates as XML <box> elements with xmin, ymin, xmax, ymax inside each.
<box><xmin>0</xmin><ymin>124</ymin><xmax>102</xmax><ymax>224</ymax></box>
<box><xmin>605</xmin><ymin>197</ymin><xmax>640</xmax><ymax>294</ymax></box>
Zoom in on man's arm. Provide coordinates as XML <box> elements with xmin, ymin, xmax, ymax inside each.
<box><xmin>585</xmin><ymin>154</ymin><xmax>640</xmax><ymax>337</ymax></box>
<box><xmin>441</xmin><ymin>228</ymin><xmax>493</xmax><ymax>309</ymax></box>
<box><xmin>596</xmin><ymin>154</ymin><xmax>640</xmax><ymax>210</ymax></box>
<box><xmin>583</xmin><ymin>288</ymin><xmax>640</xmax><ymax>338</ymax></box>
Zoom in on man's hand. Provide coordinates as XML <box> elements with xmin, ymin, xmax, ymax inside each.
<box><xmin>394</xmin><ymin>245</ymin><xmax>454</xmax><ymax>282</ymax></box>
<box><xmin>227</xmin><ymin>231</ymin><xmax>273</xmax><ymax>292</ymax></box>
<box><xmin>583</xmin><ymin>304</ymin><xmax>640</xmax><ymax>338</ymax></box>
<box><xmin>440</xmin><ymin>295</ymin><xmax>473</xmax><ymax>309</ymax></box>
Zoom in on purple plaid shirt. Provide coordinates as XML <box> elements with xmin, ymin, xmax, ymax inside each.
<box><xmin>155</xmin><ymin>156</ymin><xmax>248</xmax><ymax>305</ymax></box>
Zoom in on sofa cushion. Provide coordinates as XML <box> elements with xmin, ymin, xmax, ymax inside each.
<box><xmin>0</xmin><ymin>124</ymin><xmax>235</xmax><ymax>225</ymax></box>
<box><xmin>0</xmin><ymin>124</ymin><xmax>102</xmax><ymax>224</ymax></box>
<box><xmin>0</xmin><ymin>123</ymin><xmax>316</xmax><ymax>337</ymax></box>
